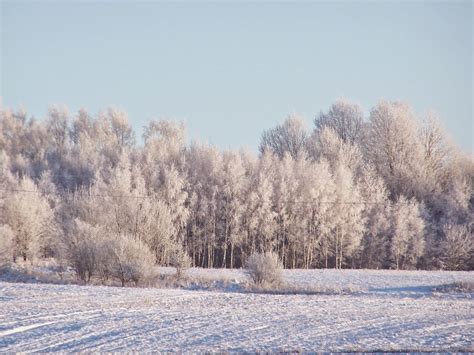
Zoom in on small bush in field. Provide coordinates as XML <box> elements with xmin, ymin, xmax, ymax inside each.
<box><xmin>107</xmin><ymin>235</ymin><xmax>156</xmax><ymax>287</ymax></box>
<box><xmin>246</xmin><ymin>251</ymin><xmax>283</xmax><ymax>287</ymax></box>
<box><xmin>61</xmin><ymin>221</ymin><xmax>101</xmax><ymax>283</ymax></box>
<box><xmin>169</xmin><ymin>248</ymin><xmax>192</xmax><ymax>278</ymax></box>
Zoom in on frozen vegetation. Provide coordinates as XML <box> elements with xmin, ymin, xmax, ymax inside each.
<box><xmin>0</xmin><ymin>100</ymin><xmax>473</xmax><ymax>277</ymax></box>
<box><xmin>0</xmin><ymin>268</ymin><xmax>472</xmax><ymax>352</ymax></box>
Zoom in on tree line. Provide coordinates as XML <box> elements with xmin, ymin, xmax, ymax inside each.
<box><xmin>0</xmin><ymin>99</ymin><xmax>472</xmax><ymax>273</ymax></box>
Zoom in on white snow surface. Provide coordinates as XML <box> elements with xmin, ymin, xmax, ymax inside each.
<box><xmin>0</xmin><ymin>268</ymin><xmax>473</xmax><ymax>352</ymax></box>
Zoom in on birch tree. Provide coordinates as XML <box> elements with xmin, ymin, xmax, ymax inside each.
<box><xmin>365</xmin><ymin>101</ymin><xmax>425</xmax><ymax>199</ymax></box>
<box><xmin>4</xmin><ymin>177</ymin><xmax>54</xmax><ymax>262</ymax></box>
<box><xmin>185</xmin><ymin>143</ymin><xmax>221</xmax><ymax>267</ymax></box>
<box><xmin>389</xmin><ymin>196</ymin><xmax>425</xmax><ymax>269</ymax></box>
<box><xmin>358</xmin><ymin>164</ymin><xmax>391</xmax><ymax>268</ymax></box>
<box><xmin>245</xmin><ymin>151</ymin><xmax>277</xmax><ymax>254</ymax></box>
<box><xmin>259</xmin><ymin>115</ymin><xmax>308</xmax><ymax>159</ymax></box>
<box><xmin>330</xmin><ymin>163</ymin><xmax>365</xmax><ymax>268</ymax></box>
<box><xmin>314</xmin><ymin>98</ymin><xmax>365</xmax><ymax>144</ymax></box>
<box><xmin>308</xmin><ymin>126</ymin><xmax>362</xmax><ymax>173</ymax></box>
<box><xmin>217</xmin><ymin>151</ymin><xmax>246</xmax><ymax>268</ymax></box>
<box><xmin>296</xmin><ymin>158</ymin><xmax>336</xmax><ymax>268</ymax></box>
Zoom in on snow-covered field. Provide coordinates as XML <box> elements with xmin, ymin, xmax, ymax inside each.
<box><xmin>0</xmin><ymin>268</ymin><xmax>473</xmax><ymax>352</ymax></box>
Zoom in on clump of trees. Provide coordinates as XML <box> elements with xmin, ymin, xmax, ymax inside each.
<box><xmin>0</xmin><ymin>99</ymin><xmax>472</xmax><ymax>280</ymax></box>
<box><xmin>60</xmin><ymin>220</ymin><xmax>156</xmax><ymax>286</ymax></box>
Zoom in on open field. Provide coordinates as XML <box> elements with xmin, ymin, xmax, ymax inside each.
<box><xmin>0</xmin><ymin>269</ymin><xmax>473</xmax><ymax>352</ymax></box>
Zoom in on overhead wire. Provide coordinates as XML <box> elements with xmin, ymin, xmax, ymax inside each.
<box><xmin>0</xmin><ymin>188</ymin><xmax>390</xmax><ymax>204</ymax></box>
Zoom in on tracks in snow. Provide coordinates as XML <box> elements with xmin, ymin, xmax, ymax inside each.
<box><xmin>0</xmin><ymin>280</ymin><xmax>472</xmax><ymax>352</ymax></box>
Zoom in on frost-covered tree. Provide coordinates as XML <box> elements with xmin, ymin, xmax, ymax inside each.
<box><xmin>81</xmin><ymin>153</ymin><xmax>176</xmax><ymax>264</ymax></box>
<box><xmin>295</xmin><ymin>157</ymin><xmax>337</xmax><ymax>268</ymax></box>
<box><xmin>0</xmin><ymin>152</ymin><xmax>16</xmax><ymax>226</ymax></box>
<box><xmin>107</xmin><ymin>107</ymin><xmax>136</xmax><ymax>149</ymax></box>
<box><xmin>308</xmin><ymin>126</ymin><xmax>362</xmax><ymax>172</ymax></box>
<box><xmin>155</xmin><ymin>165</ymin><xmax>189</xmax><ymax>246</ymax></box>
<box><xmin>0</xmin><ymin>225</ymin><xmax>14</xmax><ymax>266</ymax></box>
<box><xmin>259</xmin><ymin>115</ymin><xmax>308</xmax><ymax>159</ymax></box>
<box><xmin>142</xmin><ymin>119</ymin><xmax>186</xmax><ymax>175</ymax></box>
<box><xmin>365</xmin><ymin>101</ymin><xmax>425</xmax><ymax>199</ymax></box>
<box><xmin>245</xmin><ymin>151</ymin><xmax>277</xmax><ymax>255</ymax></box>
<box><xmin>217</xmin><ymin>151</ymin><xmax>246</xmax><ymax>268</ymax></box>
<box><xmin>389</xmin><ymin>196</ymin><xmax>425</xmax><ymax>269</ymax></box>
<box><xmin>169</xmin><ymin>246</ymin><xmax>192</xmax><ymax>278</ymax></box>
<box><xmin>419</xmin><ymin>112</ymin><xmax>453</xmax><ymax>191</ymax></box>
<box><xmin>0</xmin><ymin>109</ymin><xmax>49</xmax><ymax>178</ymax></box>
<box><xmin>4</xmin><ymin>177</ymin><xmax>54</xmax><ymax>262</ymax></box>
<box><xmin>358</xmin><ymin>165</ymin><xmax>391</xmax><ymax>269</ymax></box>
<box><xmin>314</xmin><ymin>98</ymin><xmax>365</xmax><ymax>144</ymax></box>
<box><xmin>330</xmin><ymin>163</ymin><xmax>365</xmax><ymax>269</ymax></box>
<box><xmin>185</xmin><ymin>143</ymin><xmax>222</xmax><ymax>267</ymax></box>
<box><xmin>272</xmin><ymin>154</ymin><xmax>298</xmax><ymax>267</ymax></box>
<box><xmin>46</xmin><ymin>106</ymin><xmax>70</xmax><ymax>151</ymax></box>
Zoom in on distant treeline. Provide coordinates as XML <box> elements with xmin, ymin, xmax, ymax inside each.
<box><xmin>0</xmin><ymin>99</ymin><xmax>472</xmax><ymax>273</ymax></box>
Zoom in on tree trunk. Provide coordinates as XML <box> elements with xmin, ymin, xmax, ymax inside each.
<box><xmin>339</xmin><ymin>232</ymin><xmax>344</xmax><ymax>269</ymax></box>
<box><xmin>207</xmin><ymin>244</ymin><xmax>210</xmax><ymax>268</ymax></box>
<box><xmin>282</xmin><ymin>241</ymin><xmax>286</xmax><ymax>269</ymax></box>
<box><xmin>222</xmin><ymin>235</ymin><xmax>228</xmax><ymax>268</ymax></box>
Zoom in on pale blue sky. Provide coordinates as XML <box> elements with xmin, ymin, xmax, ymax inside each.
<box><xmin>1</xmin><ymin>1</ymin><xmax>472</xmax><ymax>151</ymax></box>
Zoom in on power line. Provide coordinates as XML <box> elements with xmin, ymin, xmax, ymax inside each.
<box><xmin>6</xmin><ymin>173</ymin><xmax>98</xmax><ymax>179</ymax></box>
<box><xmin>0</xmin><ymin>188</ymin><xmax>390</xmax><ymax>204</ymax></box>
<box><xmin>0</xmin><ymin>188</ymin><xmax>148</xmax><ymax>199</ymax></box>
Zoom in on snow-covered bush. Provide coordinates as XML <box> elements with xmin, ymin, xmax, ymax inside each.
<box><xmin>0</xmin><ymin>225</ymin><xmax>14</xmax><ymax>267</ymax></box>
<box><xmin>168</xmin><ymin>247</ymin><xmax>191</xmax><ymax>278</ymax></box>
<box><xmin>61</xmin><ymin>220</ymin><xmax>102</xmax><ymax>283</ymax></box>
<box><xmin>440</xmin><ymin>224</ymin><xmax>473</xmax><ymax>271</ymax></box>
<box><xmin>246</xmin><ymin>252</ymin><xmax>283</xmax><ymax>287</ymax></box>
<box><xmin>61</xmin><ymin>219</ymin><xmax>156</xmax><ymax>286</ymax></box>
<box><xmin>107</xmin><ymin>234</ymin><xmax>156</xmax><ymax>286</ymax></box>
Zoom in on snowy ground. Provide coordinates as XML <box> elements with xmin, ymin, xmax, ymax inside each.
<box><xmin>0</xmin><ymin>268</ymin><xmax>473</xmax><ymax>352</ymax></box>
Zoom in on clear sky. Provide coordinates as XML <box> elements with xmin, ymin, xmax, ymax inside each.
<box><xmin>1</xmin><ymin>0</ymin><xmax>472</xmax><ymax>152</ymax></box>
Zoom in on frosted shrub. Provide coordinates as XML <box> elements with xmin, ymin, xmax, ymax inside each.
<box><xmin>0</xmin><ymin>225</ymin><xmax>14</xmax><ymax>268</ymax></box>
<box><xmin>62</xmin><ymin>220</ymin><xmax>156</xmax><ymax>286</ymax></box>
<box><xmin>441</xmin><ymin>224</ymin><xmax>472</xmax><ymax>271</ymax></box>
<box><xmin>72</xmin><ymin>238</ymin><xmax>99</xmax><ymax>283</ymax></box>
<box><xmin>169</xmin><ymin>247</ymin><xmax>192</xmax><ymax>278</ymax></box>
<box><xmin>62</xmin><ymin>221</ymin><xmax>102</xmax><ymax>283</ymax></box>
<box><xmin>108</xmin><ymin>235</ymin><xmax>156</xmax><ymax>286</ymax></box>
<box><xmin>246</xmin><ymin>252</ymin><xmax>283</xmax><ymax>287</ymax></box>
